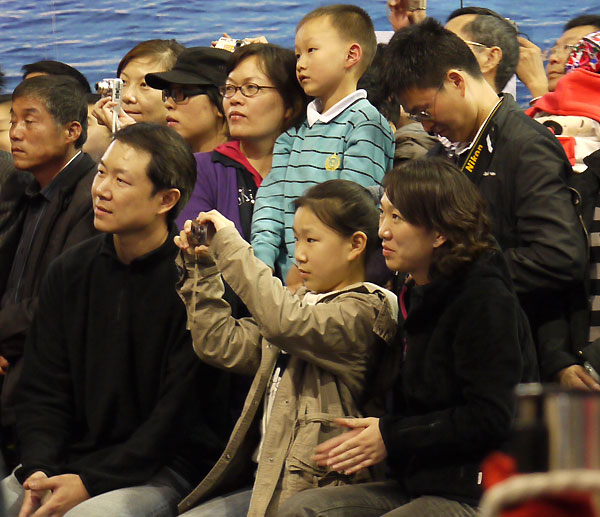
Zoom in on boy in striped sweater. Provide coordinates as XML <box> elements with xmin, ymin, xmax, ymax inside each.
<box><xmin>251</xmin><ymin>4</ymin><xmax>394</xmax><ymax>280</ymax></box>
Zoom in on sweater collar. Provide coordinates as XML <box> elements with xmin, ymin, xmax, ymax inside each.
<box><xmin>100</xmin><ymin>223</ymin><xmax>178</xmax><ymax>267</ymax></box>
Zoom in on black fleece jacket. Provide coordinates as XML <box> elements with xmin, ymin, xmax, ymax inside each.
<box><xmin>379</xmin><ymin>250</ymin><xmax>539</xmax><ymax>505</ymax></box>
<box><xmin>15</xmin><ymin>228</ymin><xmax>231</xmax><ymax>496</ymax></box>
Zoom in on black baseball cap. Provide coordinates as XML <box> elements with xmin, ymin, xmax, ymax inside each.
<box><xmin>145</xmin><ymin>46</ymin><xmax>231</xmax><ymax>90</ymax></box>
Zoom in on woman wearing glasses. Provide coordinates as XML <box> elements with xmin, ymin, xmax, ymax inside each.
<box><xmin>175</xmin><ymin>43</ymin><xmax>307</xmax><ymax>237</ymax></box>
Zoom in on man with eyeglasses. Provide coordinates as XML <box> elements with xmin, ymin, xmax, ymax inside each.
<box><xmin>383</xmin><ymin>19</ymin><xmax>590</xmax><ymax>391</ymax></box>
<box><xmin>518</xmin><ymin>14</ymin><xmax>600</xmax><ymax>104</ymax></box>
<box><xmin>146</xmin><ymin>46</ymin><xmax>230</xmax><ymax>153</ymax></box>
<box><xmin>445</xmin><ymin>7</ymin><xmax>519</xmax><ymax>95</ymax></box>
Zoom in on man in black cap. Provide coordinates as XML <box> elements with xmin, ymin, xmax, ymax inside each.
<box><xmin>146</xmin><ymin>47</ymin><xmax>230</xmax><ymax>153</ymax></box>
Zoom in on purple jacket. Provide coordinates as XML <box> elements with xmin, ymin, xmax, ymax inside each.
<box><xmin>177</xmin><ymin>150</ymin><xmax>255</xmax><ymax>239</ymax></box>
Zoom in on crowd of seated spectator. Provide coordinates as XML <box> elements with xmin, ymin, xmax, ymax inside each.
<box><xmin>0</xmin><ymin>2</ymin><xmax>599</xmax><ymax>516</ymax></box>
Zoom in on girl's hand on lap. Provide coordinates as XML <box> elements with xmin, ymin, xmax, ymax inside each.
<box><xmin>312</xmin><ymin>417</ymin><xmax>387</xmax><ymax>475</ymax></box>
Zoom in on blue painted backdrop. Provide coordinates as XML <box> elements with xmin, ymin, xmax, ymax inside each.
<box><xmin>1</xmin><ymin>0</ymin><xmax>600</xmax><ymax>101</ymax></box>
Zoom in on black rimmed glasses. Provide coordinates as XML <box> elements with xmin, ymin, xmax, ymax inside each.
<box><xmin>405</xmin><ymin>82</ymin><xmax>444</xmax><ymax>123</ymax></box>
<box><xmin>218</xmin><ymin>83</ymin><xmax>277</xmax><ymax>98</ymax></box>
<box><xmin>162</xmin><ymin>86</ymin><xmax>208</xmax><ymax>104</ymax></box>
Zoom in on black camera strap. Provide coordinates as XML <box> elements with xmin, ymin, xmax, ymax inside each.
<box><xmin>456</xmin><ymin>98</ymin><xmax>504</xmax><ymax>186</ymax></box>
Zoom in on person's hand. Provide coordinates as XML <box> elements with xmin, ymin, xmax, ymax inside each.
<box><xmin>18</xmin><ymin>471</ymin><xmax>49</xmax><ymax>517</ymax></box>
<box><xmin>211</xmin><ymin>32</ymin><xmax>268</xmax><ymax>47</ymax></box>
<box><xmin>0</xmin><ymin>355</ymin><xmax>10</xmax><ymax>375</ymax></box>
<box><xmin>312</xmin><ymin>417</ymin><xmax>388</xmax><ymax>475</ymax></box>
<box><xmin>20</xmin><ymin>473</ymin><xmax>89</xmax><ymax>517</ymax></box>
<box><xmin>516</xmin><ymin>36</ymin><xmax>549</xmax><ymax>99</ymax></box>
<box><xmin>92</xmin><ymin>97</ymin><xmax>135</xmax><ymax>132</ymax></box>
<box><xmin>285</xmin><ymin>264</ymin><xmax>303</xmax><ymax>294</ymax></box>
<box><xmin>557</xmin><ymin>364</ymin><xmax>600</xmax><ymax>391</ymax></box>
<box><xmin>174</xmin><ymin>210</ymin><xmax>235</xmax><ymax>258</ymax></box>
<box><xmin>174</xmin><ymin>219</ymin><xmax>211</xmax><ymax>260</ymax></box>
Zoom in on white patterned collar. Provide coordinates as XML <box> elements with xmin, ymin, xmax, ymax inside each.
<box><xmin>306</xmin><ymin>89</ymin><xmax>367</xmax><ymax>128</ymax></box>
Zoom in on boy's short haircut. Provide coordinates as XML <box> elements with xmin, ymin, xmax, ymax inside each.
<box><xmin>382</xmin><ymin>18</ymin><xmax>482</xmax><ymax>99</ymax></box>
<box><xmin>298</xmin><ymin>4</ymin><xmax>377</xmax><ymax>73</ymax></box>
<box><xmin>112</xmin><ymin>122</ymin><xmax>197</xmax><ymax>221</ymax></box>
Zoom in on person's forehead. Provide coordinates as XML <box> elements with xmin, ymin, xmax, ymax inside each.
<box><xmin>559</xmin><ymin>25</ymin><xmax>599</xmax><ymax>45</ymax></box>
<box><xmin>103</xmin><ymin>140</ymin><xmax>151</xmax><ymax>172</ymax></box>
<box><xmin>445</xmin><ymin>14</ymin><xmax>477</xmax><ymax>36</ymax></box>
<box><xmin>11</xmin><ymin>96</ymin><xmax>50</xmax><ymax>116</ymax></box>
<box><xmin>399</xmin><ymin>87</ymin><xmax>437</xmax><ymax>109</ymax></box>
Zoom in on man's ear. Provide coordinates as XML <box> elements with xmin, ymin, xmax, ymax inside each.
<box><xmin>157</xmin><ymin>188</ymin><xmax>181</xmax><ymax>216</ymax></box>
<box><xmin>345</xmin><ymin>43</ymin><xmax>363</xmax><ymax>70</ymax></box>
<box><xmin>447</xmin><ymin>69</ymin><xmax>467</xmax><ymax>96</ymax></box>
<box><xmin>480</xmin><ymin>46</ymin><xmax>503</xmax><ymax>74</ymax></box>
<box><xmin>64</xmin><ymin>121</ymin><xmax>83</xmax><ymax>145</ymax></box>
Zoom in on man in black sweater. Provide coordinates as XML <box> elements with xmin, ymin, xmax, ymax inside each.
<box><xmin>0</xmin><ymin>123</ymin><xmax>230</xmax><ymax>517</ymax></box>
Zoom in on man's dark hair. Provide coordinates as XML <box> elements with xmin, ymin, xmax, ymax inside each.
<box><xmin>448</xmin><ymin>8</ymin><xmax>519</xmax><ymax>92</ymax></box>
<box><xmin>382</xmin><ymin>18</ymin><xmax>483</xmax><ymax>100</ymax></box>
<box><xmin>298</xmin><ymin>4</ymin><xmax>377</xmax><ymax>72</ymax></box>
<box><xmin>358</xmin><ymin>44</ymin><xmax>400</xmax><ymax>127</ymax></box>
<box><xmin>112</xmin><ymin>123</ymin><xmax>197</xmax><ymax>221</ymax></box>
<box><xmin>227</xmin><ymin>43</ymin><xmax>308</xmax><ymax>130</ymax></box>
<box><xmin>21</xmin><ymin>60</ymin><xmax>91</xmax><ymax>93</ymax></box>
<box><xmin>384</xmin><ymin>157</ymin><xmax>495</xmax><ymax>279</ymax></box>
<box><xmin>564</xmin><ymin>15</ymin><xmax>600</xmax><ymax>32</ymax></box>
<box><xmin>448</xmin><ymin>6</ymin><xmax>504</xmax><ymax>20</ymax></box>
<box><xmin>12</xmin><ymin>75</ymin><xmax>88</xmax><ymax>148</ymax></box>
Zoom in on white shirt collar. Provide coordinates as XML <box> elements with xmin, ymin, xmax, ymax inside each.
<box><xmin>306</xmin><ymin>89</ymin><xmax>367</xmax><ymax>128</ymax></box>
<box><xmin>438</xmin><ymin>97</ymin><xmax>502</xmax><ymax>156</ymax></box>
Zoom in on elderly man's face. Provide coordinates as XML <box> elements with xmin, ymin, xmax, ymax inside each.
<box><xmin>9</xmin><ymin>96</ymin><xmax>71</xmax><ymax>173</ymax></box>
<box><xmin>547</xmin><ymin>24</ymin><xmax>598</xmax><ymax>91</ymax></box>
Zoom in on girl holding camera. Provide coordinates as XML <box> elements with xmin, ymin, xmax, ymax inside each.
<box><xmin>174</xmin><ymin>179</ymin><xmax>398</xmax><ymax>517</ymax></box>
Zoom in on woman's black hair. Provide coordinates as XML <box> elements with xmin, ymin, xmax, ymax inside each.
<box><xmin>384</xmin><ymin>157</ymin><xmax>495</xmax><ymax>278</ymax></box>
<box><xmin>293</xmin><ymin>179</ymin><xmax>380</xmax><ymax>261</ymax></box>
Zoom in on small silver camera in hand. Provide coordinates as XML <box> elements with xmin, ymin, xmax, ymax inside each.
<box><xmin>95</xmin><ymin>78</ymin><xmax>123</xmax><ymax>133</ymax></box>
<box><xmin>214</xmin><ymin>37</ymin><xmax>249</xmax><ymax>53</ymax></box>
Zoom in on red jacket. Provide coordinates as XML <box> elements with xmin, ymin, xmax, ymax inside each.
<box><xmin>526</xmin><ymin>69</ymin><xmax>600</xmax><ymax>122</ymax></box>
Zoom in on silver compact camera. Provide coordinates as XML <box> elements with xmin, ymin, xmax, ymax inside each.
<box><xmin>95</xmin><ymin>78</ymin><xmax>123</xmax><ymax>133</ymax></box>
<box><xmin>214</xmin><ymin>37</ymin><xmax>248</xmax><ymax>53</ymax></box>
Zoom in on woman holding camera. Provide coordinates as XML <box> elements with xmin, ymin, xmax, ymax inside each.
<box><xmin>93</xmin><ymin>39</ymin><xmax>184</xmax><ymax>129</ymax></box>
<box><xmin>279</xmin><ymin>158</ymin><xmax>539</xmax><ymax>517</ymax></box>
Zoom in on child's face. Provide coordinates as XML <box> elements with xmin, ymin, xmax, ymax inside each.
<box><xmin>295</xmin><ymin>16</ymin><xmax>351</xmax><ymax>101</ymax></box>
<box><xmin>293</xmin><ymin>206</ymin><xmax>359</xmax><ymax>293</ymax></box>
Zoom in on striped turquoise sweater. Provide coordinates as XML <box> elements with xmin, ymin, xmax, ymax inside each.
<box><xmin>251</xmin><ymin>97</ymin><xmax>394</xmax><ymax>278</ymax></box>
